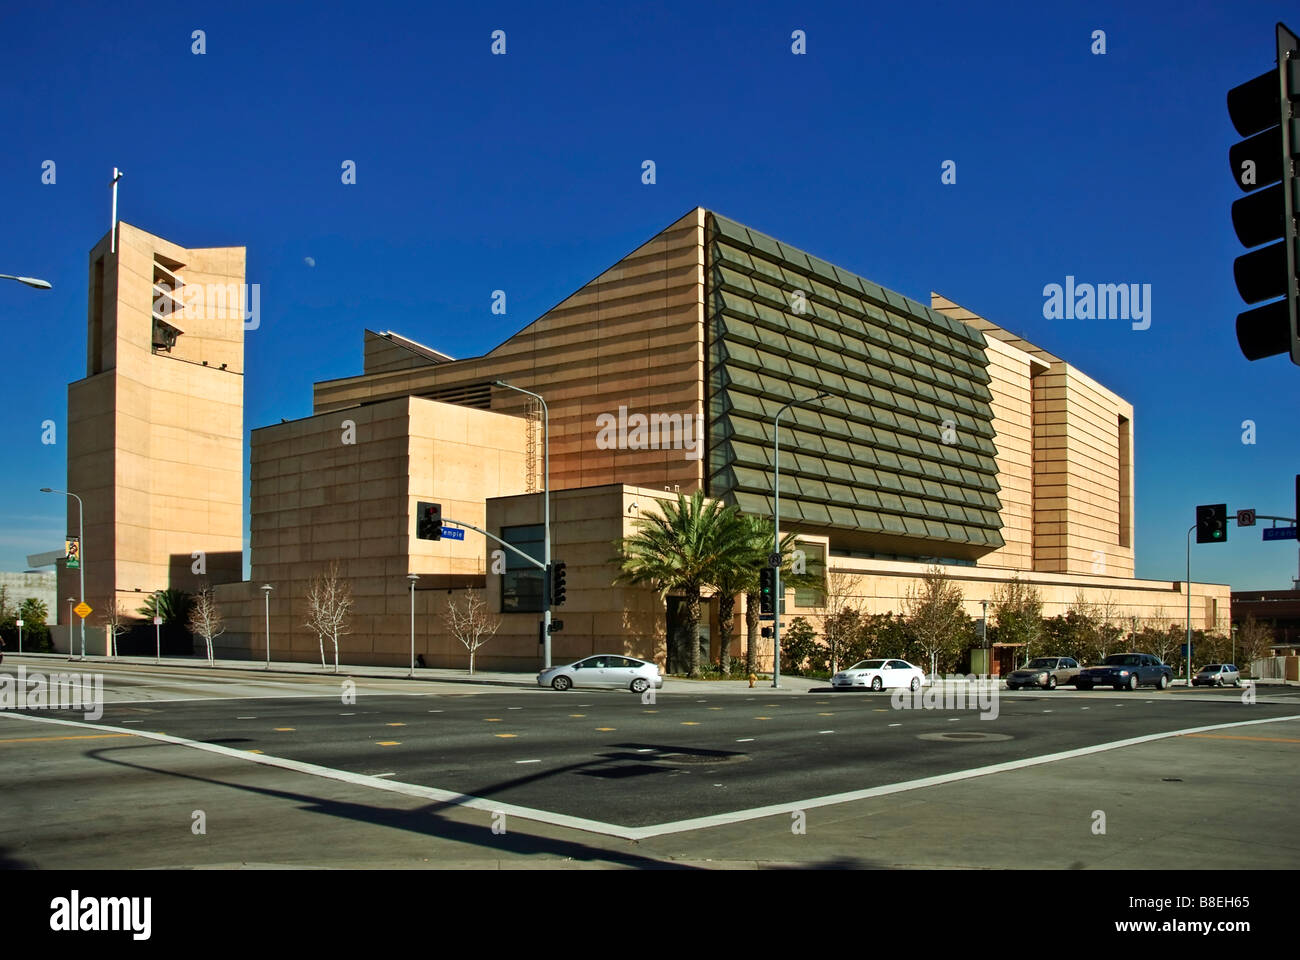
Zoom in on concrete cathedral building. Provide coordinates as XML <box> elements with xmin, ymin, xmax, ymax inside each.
<box><xmin>56</xmin><ymin>209</ymin><xmax>1230</xmax><ymax>671</ymax></box>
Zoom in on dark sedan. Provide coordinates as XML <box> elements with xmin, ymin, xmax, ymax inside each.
<box><xmin>1075</xmin><ymin>653</ymin><xmax>1173</xmax><ymax>691</ymax></box>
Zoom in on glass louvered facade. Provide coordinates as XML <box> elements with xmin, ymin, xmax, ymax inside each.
<box><xmin>705</xmin><ymin>212</ymin><xmax>1004</xmax><ymax>559</ymax></box>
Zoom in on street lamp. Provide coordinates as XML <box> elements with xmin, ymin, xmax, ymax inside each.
<box><xmin>407</xmin><ymin>574</ymin><xmax>419</xmax><ymax>678</ymax></box>
<box><xmin>1186</xmin><ymin>523</ymin><xmax>1196</xmax><ymax>686</ymax></box>
<box><xmin>152</xmin><ymin>589</ymin><xmax>163</xmax><ymax>663</ymax></box>
<box><xmin>16</xmin><ymin>618</ymin><xmax>23</xmax><ymax>654</ymax></box>
<box><xmin>0</xmin><ymin>274</ymin><xmax>52</xmax><ymax>290</ymax></box>
<box><xmin>261</xmin><ymin>584</ymin><xmax>273</xmax><ymax>670</ymax></box>
<box><xmin>772</xmin><ymin>391</ymin><xmax>831</xmax><ymax>689</ymax></box>
<box><xmin>42</xmin><ymin>487</ymin><xmax>85</xmax><ymax>660</ymax></box>
<box><xmin>492</xmin><ymin>380</ymin><xmax>552</xmax><ymax>668</ymax></box>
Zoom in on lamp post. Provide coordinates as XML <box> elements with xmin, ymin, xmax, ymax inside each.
<box><xmin>16</xmin><ymin>618</ymin><xmax>22</xmax><ymax>654</ymax></box>
<box><xmin>261</xmin><ymin>584</ymin><xmax>273</xmax><ymax>670</ymax></box>
<box><xmin>772</xmin><ymin>392</ymin><xmax>830</xmax><ymax>688</ymax></box>
<box><xmin>42</xmin><ymin>487</ymin><xmax>85</xmax><ymax>661</ymax></box>
<box><xmin>493</xmin><ymin>380</ymin><xmax>551</xmax><ymax>668</ymax></box>
<box><xmin>407</xmin><ymin>574</ymin><xmax>419</xmax><ymax>678</ymax></box>
<box><xmin>1186</xmin><ymin>523</ymin><xmax>1196</xmax><ymax>686</ymax></box>
<box><xmin>0</xmin><ymin>274</ymin><xmax>52</xmax><ymax>290</ymax></box>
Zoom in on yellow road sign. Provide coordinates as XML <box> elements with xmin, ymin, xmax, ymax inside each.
<box><xmin>74</xmin><ymin>602</ymin><xmax>92</xmax><ymax>619</ymax></box>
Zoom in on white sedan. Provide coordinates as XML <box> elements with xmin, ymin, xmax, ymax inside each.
<box><xmin>831</xmin><ymin>658</ymin><xmax>928</xmax><ymax>692</ymax></box>
<box><xmin>538</xmin><ymin>655</ymin><xmax>664</xmax><ymax>693</ymax></box>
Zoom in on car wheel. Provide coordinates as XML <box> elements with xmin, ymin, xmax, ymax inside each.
<box><xmin>1047</xmin><ymin>675</ymin><xmax>1058</xmax><ymax>690</ymax></box>
<box><xmin>551</xmin><ymin>676</ymin><xmax>572</xmax><ymax>691</ymax></box>
<box><xmin>1007</xmin><ymin>683</ymin><xmax>1018</xmax><ymax>691</ymax></box>
<box><xmin>871</xmin><ymin>677</ymin><xmax>883</xmax><ymax>692</ymax></box>
<box><xmin>1234</xmin><ymin>678</ymin><xmax>1242</xmax><ymax>687</ymax></box>
<box><xmin>910</xmin><ymin>676</ymin><xmax>921</xmax><ymax>692</ymax></box>
<box><xmin>1215</xmin><ymin>676</ymin><xmax>1224</xmax><ymax>687</ymax></box>
<box><xmin>630</xmin><ymin>677</ymin><xmax>649</xmax><ymax>694</ymax></box>
<box><xmin>1157</xmin><ymin>674</ymin><xmax>1169</xmax><ymax>690</ymax></box>
<box><xmin>1127</xmin><ymin>675</ymin><xmax>1138</xmax><ymax>691</ymax></box>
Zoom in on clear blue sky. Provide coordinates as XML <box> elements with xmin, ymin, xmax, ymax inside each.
<box><xmin>1</xmin><ymin>0</ymin><xmax>1297</xmax><ymax>590</ymax></box>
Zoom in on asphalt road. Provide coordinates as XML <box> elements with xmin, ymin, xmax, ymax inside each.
<box><xmin>13</xmin><ymin>667</ymin><xmax>1300</xmax><ymax>828</ymax></box>
<box><xmin>3</xmin><ymin>660</ymin><xmax>1299</xmax><ymax>868</ymax></box>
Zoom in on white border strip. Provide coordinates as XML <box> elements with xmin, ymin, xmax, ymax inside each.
<box><xmin>2</xmin><ymin>711</ymin><xmax>1297</xmax><ymax>842</ymax></box>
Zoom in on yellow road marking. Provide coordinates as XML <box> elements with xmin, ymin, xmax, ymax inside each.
<box><xmin>1184</xmin><ymin>733</ymin><xmax>1300</xmax><ymax>744</ymax></box>
<box><xmin>681</xmin><ymin>721</ymin><xmax>700</xmax><ymax>726</ymax></box>
<box><xmin>0</xmin><ymin>733</ymin><xmax>134</xmax><ymax>745</ymax></box>
<box><xmin>569</xmin><ymin>714</ymin><xmax>586</xmax><ymax>718</ymax></box>
<box><xmin>595</xmin><ymin>727</ymin><xmax>616</xmax><ymax>732</ymax></box>
<box><xmin>484</xmin><ymin>718</ymin><xmax>502</xmax><ymax>722</ymax></box>
<box><xmin>707</xmin><ymin>707</ymin><xmax>723</xmax><ymax>711</ymax></box>
<box><xmin>754</xmin><ymin>716</ymin><xmax>771</xmax><ymax>720</ymax></box>
<box><xmin>643</xmin><ymin>710</ymin><xmax>658</xmax><ymax>714</ymax></box>
<box><xmin>247</xmin><ymin>749</ymin><xmax>264</xmax><ymax>754</ymax></box>
<box><xmin>376</xmin><ymin>741</ymin><xmax>400</xmax><ymax>746</ymax></box>
<box><xmin>818</xmin><ymin>713</ymin><xmax>834</xmax><ymax>716</ymax></box>
<box><xmin>386</xmin><ymin>723</ymin><xmax>406</xmax><ymax>727</ymax></box>
<box><xmin>494</xmin><ymin>733</ymin><xmax>518</xmax><ymax>739</ymax></box>
<box><xmin>274</xmin><ymin>727</ymin><xmax>295</xmax><ymax>732</ymax></box>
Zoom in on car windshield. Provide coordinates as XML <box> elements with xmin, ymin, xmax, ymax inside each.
<box><xmin>1026</xmin><ymin>659</ymin><xmax>1055</xmax><ymax>668</ymax></box>
<box><xmin>1103</xmin><ymin>655</ymin><xmax>1142</xmax><ymax>666</ymax></box>
<box><xmin>1199</xmin><ymin>665</ymin><xmax>1221</xmax><ymax>672</ymax></box>
<box><xmin>849</xmin><ymin>660</ymin><xmax>886</xmax><ymax>670</ymax></box>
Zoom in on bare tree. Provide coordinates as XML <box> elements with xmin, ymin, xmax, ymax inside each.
<box><xmin>1234</xmin><ymin>615</ymin><xmax>1273</xmax><ymax>674</ymax></box>
<box><xmin>814</xmin><ymin>569</ymin><xmax>865</xmax><ymax>675</ymax></box>
<box><xmin>97</xmin><ymin>598</ymin><xmax>130</xmax><ymax>657</ymax></box>
<box><xmin>188</xmin><ymin>585</ymin><xmax>225</xmax><ymax>666</ymax></box>
<box><xmin>305</xmin><ymin>562</ymin><xmax>352</xmax><ymax>673</ymax></box>
<box><xmin>905</xmin><ymin>566</ymin><xmax>968</xmax><ymax>677</ymax></box>
<box><xmin>444</xmin><ymin>589</ymin><xmax>501</xmax><ymax>674</ymax></box>
<box><xmin>992</xmin><ymin>574</ymin><xmax>1043</xmax><ymax>666</ymax></box>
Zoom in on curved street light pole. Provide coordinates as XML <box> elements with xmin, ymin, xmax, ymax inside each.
<box><xmin>493</xmin><ymin>380</ymin><xmax>551</xmax><ymax>668</ymax></box>
<box><xmin>772</xmin><ymin>392</ymin><xmax>830</xmax><ymax>689</ymax></box>
<box><xmin>0</xmin><ymin>274</ymin><xmax>52</xmax><ymax>290</ymax></box>
<box><xmin>41</xmin><ymin>487</ymin><xmax>85</xmax><ymax>660</ymax></box>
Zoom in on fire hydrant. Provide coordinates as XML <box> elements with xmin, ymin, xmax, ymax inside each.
<box><xmin>748</xmin><ymin>673</ymin><xmax>758</xmax><ymax>688</ymax></box>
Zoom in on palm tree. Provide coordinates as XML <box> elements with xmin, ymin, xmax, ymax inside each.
<box><xmin>614</xmin><ymin>491</ymin><xmax>752</xmax><ymax>678</ymax></box>
<box><xmin>138</xmin><ymin>588</ymin><xmax>193</xmax><ymax>624</ymax></box>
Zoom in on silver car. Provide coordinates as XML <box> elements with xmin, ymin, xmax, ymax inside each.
<box><xmin>1192</xmin><ymin>663</ymin><xmax>1242</xmax><ymax>687</ymax></box>
<box><xmin>1005</xmin><ymin>657</ymin><xmax>1081</xmax><ymax>690</ymax></box>
<box><xmin>538</xmin><ymin>655</ymin><xmax>664</xmax><ymax>693</ymax></box>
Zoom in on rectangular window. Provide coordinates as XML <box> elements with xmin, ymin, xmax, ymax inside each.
<box><xmin>1118</xmin><ymin>415</ymin><xmax>1131</xmax><ymax>547</ymax></box>
<box><xmin>90</xmin><ymin>256</ymin><xmax>104</xmax><ymax>374</ymax></box>
<box><xmin>500</xmin><ymin>523</ymin><xmax>544</xmax><ymax>614</ymax></box>
<box><xmin>794</xmin><ymin>542</ymin><xmax>826</xmax><ymax>608</ymax></box>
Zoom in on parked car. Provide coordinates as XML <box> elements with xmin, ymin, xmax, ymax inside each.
<box><xmin>831</xmin><ymin>658</ymin><xmax>928</xmax><ymax>692</ymax></box>
<box><xmin>1005</xmin><ymin>657</ymin><xmax>1081</xmax><ymax>690</ymax></box>
<box><xmin>1192</xmin><ymin>663</ymin><xmax>1242</xmax><ymax>687</ymax></box>
<box><xmin>537</xmin><ymin>655</ymin><xmax>663</xmax><ymax>693</ymax></box>
<box><xmin>1075</xmin><ymin>653</ymin><xmax>1173</xmax><ymax>690</ymax></box>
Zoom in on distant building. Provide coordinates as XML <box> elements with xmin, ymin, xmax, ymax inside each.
<box><xmin>60</xmin><ymin>212</ymin><xmax>1231</xmax><ymax>668</ymax></box>
<box><xmin>0</xmin><ymin>571</ymin><xmax>57</xmax><ymax>617</ymax></box>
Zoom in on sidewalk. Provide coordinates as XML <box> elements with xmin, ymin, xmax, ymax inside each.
<box><xmin>6</xmin><ymin>651</ymin><xmax>826</xmax><ymax>695</ymax></box>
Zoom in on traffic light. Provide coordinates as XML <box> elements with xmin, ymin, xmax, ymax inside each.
<box><xmin>549</xmin><ymin>561</ymin><xmax>567</xmax><ymax>607</ymax></box>
<box><xmin>758</xmin><ymin>566</ymin><xmax>775</xmax><ymax>615</ymax></box>
<box><xmin>1196</xmin><ymin>504</ymin><xmax>1229</xmax><ymax>544</ymax></box>
<box><xmin>1228</xmin><ymin>23</ymin><xmax>1300</xmax><ymax>365</ymax></box>
<box><xmin>416</xmin><ymin>501</ymin><xmax>442</xmax><ymax>540</ymax></box>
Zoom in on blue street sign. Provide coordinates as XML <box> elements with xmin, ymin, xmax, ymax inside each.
<box><xmin>441</xmin><ymin>527</ymin><xmax>465</xmax><ymax>541</ymax></box>
<box><xmin>1263</xmin><ymin>527</ymin><xmax>1297</xmax><ymax>541</ymax></box>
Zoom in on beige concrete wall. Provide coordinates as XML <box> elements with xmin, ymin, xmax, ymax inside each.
<box><xmin>313</xmin><ymin>208</ymin><xmax>708</xmax><ymax>497</ymax></box>
<box><xmin>932</xmin><ymin>293</ymin><xmax>1135</xmax><ymax>579</ymax></box>
<box><xmin>241</xmin><ymin>396</ymin><xmax>529</xmax><ymax>665</ymax></box>
<box><xmin>61</xmin><ymin>223</ymin><xmax>245</xmax><ymax>629</ymax></box>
